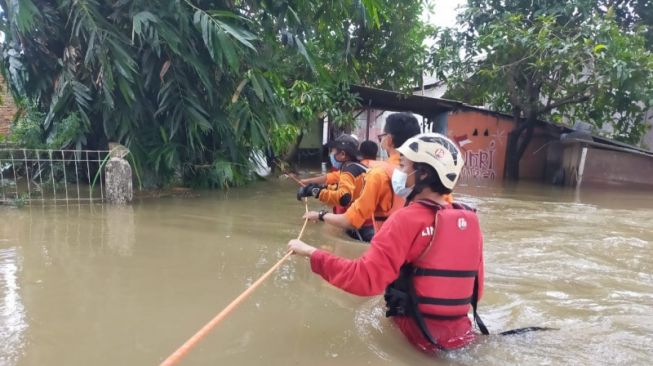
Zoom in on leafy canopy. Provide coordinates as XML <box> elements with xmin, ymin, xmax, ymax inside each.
<box><xmin>434</xmin><ymin>0</ymin><xmax>653</xmax><ymax>144</ymax></box>
<box><xmin>0</xmin><ymin>0</ymin><xmax>431</xmax><ymax>187</ymax></box>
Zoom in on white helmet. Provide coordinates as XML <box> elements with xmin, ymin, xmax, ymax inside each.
<box><xmin>396</xmin><ymin>133</ymin><xmax>464</xmax><ymax>190</ymax></box>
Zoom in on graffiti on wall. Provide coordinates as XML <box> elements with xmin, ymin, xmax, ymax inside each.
<box><xmin>453</xmin><ymin>131</ymin><xmax>505</xmax><ymax>180</ymax></box>
<box><xmin>461</xmin><ymin>140</ymin><xmax>497</xmax><ymax>179</ymax></box>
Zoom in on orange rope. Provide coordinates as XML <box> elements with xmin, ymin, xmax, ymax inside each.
<box><xmin>285</xmin><ymin>172</ymin><xmax>306</xmax><ymax>187</ymax></box>
<box><xmin>159</xmin><ymin>199</ymin><xmax>309</xmax><ymax>366</ymax></box>
<box><xmin>272</xmin><ymin>158</ymin><xmax>306</xmax><ymax>187</ymax></box>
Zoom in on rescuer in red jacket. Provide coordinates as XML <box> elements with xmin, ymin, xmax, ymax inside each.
<box><xmin>288</xmin><ymin>132</ymin><xmax>485</xmax><ymax>353</ymax></box>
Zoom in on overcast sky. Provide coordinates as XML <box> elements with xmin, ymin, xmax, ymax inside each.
<box><xmin>424</xmin><ymin>0</ymin><xmax>466</xmax><ymax>28</ymax></box>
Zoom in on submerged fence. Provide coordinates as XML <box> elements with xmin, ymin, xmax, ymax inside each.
<box><xmin>0</xmin><ymin>149</ymin><xmax>110</xmax><ymax>205</ymax></box>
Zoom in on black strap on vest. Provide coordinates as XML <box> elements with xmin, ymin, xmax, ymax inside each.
<box><xmin>417</xmin><ymin>296</ymin><xmax>473</xmax><ymax>306</ymax></box>
<box><xmin>414</xmin><ymin>268</ymin><xmax>478</xmax><ymax>277</ymax></box>
<box><xmin>385</xmin><ymin>265</ymin><xmax>437</xmax><ymax>345</ymax></box>
<box><xmin>422</xmin><ymin>313</ymin><xmax>469</xmax><ymax>320</ymax></box>
<box><xmin>415</xmin><ymin>268</ymin><xmax>489</xmax><ymax>336</ymax></box>
<box><xmin>385</xmin><ymin>263</ymin><xmax>477</xmax><ymax>347</ymax></box>
<box><xmin>405</xmin><ymin>269</ymin><xmax>441</xmax><ymax>346</ymax></box>
<box><xmin>341</xmin><ymin>161</ymin><xmax>368</xmax><ymax>177</ymax></box>
<box><xmin>471</xmin><ymin>275</ymin><xmax>490</xmax><ymax>335</ymax></box>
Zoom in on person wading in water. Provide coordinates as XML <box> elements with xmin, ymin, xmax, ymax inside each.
<box><xmin>288</xmin><ymin>132</ymin><xmax>486</xmax><ymax>353</ymax></box>
<box><xmin>296</xmin><ymin>134</ymin><xmax>372</xmax><ymax>241</ymax></box>
<box><xmin>301</xmin><ymin>113</ymin><xmax>422</xmax><ymax>241</ymax></box>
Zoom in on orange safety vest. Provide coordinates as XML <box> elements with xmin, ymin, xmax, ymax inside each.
<box><xmin>365</xmin><ymin>159</ymin><xmax>405</xmax><ymax>232</ymax></box>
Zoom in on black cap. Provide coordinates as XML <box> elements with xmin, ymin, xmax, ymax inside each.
<box><xmin>328</xmin><ymin>135</ymin><xmax>359</xmax><ymax>158</ymax></box>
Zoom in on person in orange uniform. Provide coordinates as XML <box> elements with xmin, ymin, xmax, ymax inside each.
<box><xmin>288</xmin><ymin>133</ymin><xmax>487</xmax><ymax>353</ymax></box>
<box><xmin>296</xmin><ymin>135</ymin><xmax>372</xmax><ymax>241</ymax></box>
<box><xmin>359</xmin><ymin>140</ymin><xmax>378</xmax><ymax>166</ymax></box>
<box><xmin>302</xmin><ymin>112</ymin><xmax>421</xmax><ymax>235</ymax></box>
<box><xmin>300</xmin><ymin>135</ymin><xmax>360</xmax><ymax>187</ymax></box>
<box><xmin>300</xmin><ymin>139</ymin><xmax>378</xmax><ymax>187</ymax></box>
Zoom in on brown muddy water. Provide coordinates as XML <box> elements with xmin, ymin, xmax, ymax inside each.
<box><xmin>1</xmin><ymin>179</ymin><xmax>652</xmax><ymax>366</ymax></box>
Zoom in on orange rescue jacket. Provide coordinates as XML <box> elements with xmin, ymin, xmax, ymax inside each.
<box><xmin>344</xmin><ymin>153</ymin><xmax>404</xmax><ymax>231</ymax></box>
<box><xmin>318</xmin><ymin>162</ymin><xmax>368</xmax><ymax>208</ymax></box>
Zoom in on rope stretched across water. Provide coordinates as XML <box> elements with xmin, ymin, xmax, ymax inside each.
<box><xmin>159</xmin><ymin>198</ymin><xmax>310</xmax><ymax>366</ymax></box>
<box><xmin>272</xmin><ymin>158</ymin><xmax>306</xmax><ymax>187</ymax></box>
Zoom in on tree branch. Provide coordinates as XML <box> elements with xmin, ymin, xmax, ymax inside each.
<box><xmin>540</xmin><ymin>93</ymin><xmax>591</xmax><ymax>114</ymax></box>
<box><xmin>506</xmin><ymin>67</ymin><xmax>526</xmax><ymax>109</ymax></box>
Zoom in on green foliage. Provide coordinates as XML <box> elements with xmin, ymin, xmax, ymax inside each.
<box><xmin>10</xmin><ymin>101</ymin><xmax>45</xmax><ymax>148</ymax></box>
<box><xmin>190</xmin><ymin>158</ymin><xmax>249</xmax><ymax>189</ymax></box>
<box><xmin>269</xmin><ymin>124</ymin><xmax>300</xmax><ymax>157</ymax></box>
<box><xmin>10</xmin><ymin>101</ymin><xmax>90</xmax><ymax>149</ymax></box>
<box><xmin>0</xmin><ymin>0</ymin><xmax>430</xmax><ymax>188</ymax></box>
<box><xmin>285</xmin><ymin>80</ymin><xmax>360</xmax><ymax>129</ymax></box>
<box><xmin>436</xmin><ymin>0</ymin><xmax>653</xmax><ymax>145</ymax></box>
<box><xmin>47</xmin><ymin>112</ymin><xmax>89</xmax><ymax>150</ymax></box>
<box><xmin>9</xmin><ymin>192</ymin><xmax>29</xmax><ymax>208</ymax></box>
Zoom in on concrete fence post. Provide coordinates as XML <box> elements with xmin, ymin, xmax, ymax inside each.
<box><xmin>105</xmin><ymin>157</ymin><xmax>133</xmax><ymax>204</ymax></box>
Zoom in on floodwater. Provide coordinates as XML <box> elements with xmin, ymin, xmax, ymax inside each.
<box><xmin>1</xmin><ymin>178</ymin><xmax>652</xmax><ymax>366</ymax></box>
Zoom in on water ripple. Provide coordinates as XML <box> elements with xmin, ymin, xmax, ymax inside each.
<box><xmin>0</xmin><ymin>247</ymin><xmax>27</xmax><ymax>366</ymax></box>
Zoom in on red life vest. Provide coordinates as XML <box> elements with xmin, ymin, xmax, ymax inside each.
<box><xmin>385</xmin><ymin>200</ymin><xmax>488</xmax><ymax>346</ymax></box>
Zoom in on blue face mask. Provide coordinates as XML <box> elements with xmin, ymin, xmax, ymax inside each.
<box><xmin>329</xmin><ymin>153</ymin><xmax>343</xmax><ymax>170</ymax></box>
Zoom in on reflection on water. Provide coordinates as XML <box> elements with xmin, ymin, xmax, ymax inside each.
<box><xmin>0</xmin><ymin>180</ymin><xmax>652</xmax><ymax>365</ymax></box>
<box><xmin>105</xmin><ymin>206</ymin><xmax>135</xmax><ymax>256</ymax></box>
<box><xmin>0</xmin><ymin>247</ymin><xmax>27</xmax><ymax>366</ymax></box>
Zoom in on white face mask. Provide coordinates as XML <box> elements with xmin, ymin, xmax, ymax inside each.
<box><xmin>391</xmin><ymin>169</ymin><xmax>415</xmax><ymax>198</ymax></box>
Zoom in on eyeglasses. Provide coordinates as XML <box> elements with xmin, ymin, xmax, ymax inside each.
<box><xmin>377</xmin><ymin>133</ymin><xmax>388</xmax><ymax>142</ymax></box>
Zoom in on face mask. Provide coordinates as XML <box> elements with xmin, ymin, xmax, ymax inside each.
<box><xmin>379</xmin><ymin>148</ymin><xmax>389</xmax><ymax>160</ymax></box>
<box><xmin>391</xmin><ymin>169</ymin><xmax>415</xmax><ymax>198</ymax></box>
<box><xmin>330</xmin><ymin>153</ymin><xmax>343</xmax><ymax>170</ymax></box>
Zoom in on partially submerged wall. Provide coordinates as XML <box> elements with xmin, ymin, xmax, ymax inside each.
<box><xmin>447</xmin><ymin>110</ymin><xmax>556</xmax><ymax>182</ymax></box>
<box><xmin>560</xmin><ymin>141</ymin><xmax>653</xmax><ymax>189</ymax></box>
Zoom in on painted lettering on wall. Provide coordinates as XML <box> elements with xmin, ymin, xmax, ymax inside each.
<box><xmin>461</xmin><ymin>140</ymin><xmax>497</xmax><ymax>180</ymax></box>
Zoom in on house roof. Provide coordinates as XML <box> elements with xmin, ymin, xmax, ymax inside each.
<box><xmin>350</xmin><ymin>85</ymin><xmax>461</xmax><ymax>117</ymax></box>
<box><xmin>562</xmin><ymin>138</ymin><xmax>653</xmax><ymax>157</ymax></box>
<box><xmin>411</xmin><ymin>80</ymin><xmax>445</xmax><ymax>92</ymax></box>
<box><xmin>351</xmin><ymin>84</ymin><xmax>653</xmax><ymax>154</ymax></box>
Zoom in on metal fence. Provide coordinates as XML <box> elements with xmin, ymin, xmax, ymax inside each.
<box><xmin>0</xmin><ymin>149</ymin><xmax>110</xmax><ymax>205</ymax></box>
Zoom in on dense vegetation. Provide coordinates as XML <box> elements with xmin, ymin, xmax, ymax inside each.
<box><xmin>434</xmin><ymin>0</ymin><xmax>653</xmax><ymax>179</ymax></box>
<box><xmin>1</xmin><ymin>0</ymin><xmax>432</xmax><ymax>187</ymax></box>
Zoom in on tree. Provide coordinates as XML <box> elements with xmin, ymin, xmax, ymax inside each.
<box><xmin>0</xmin><ymin>0</ymin><xmax>431</xmax><ymax>188</ymax></box>
<box><xmin>435</xmin><ymin>1</ymin><xmax>653</xmax><ymax>180</ymax></box>
<box><xmin>599</xmin><ymin>0</ymin><xmax>653</xmax><ymax>48</ymax></box>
